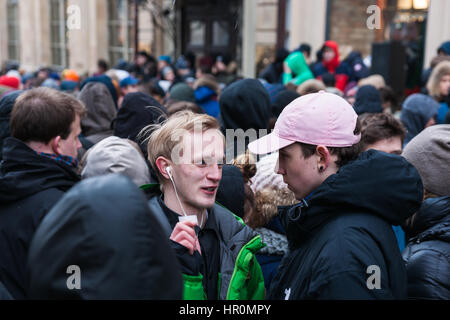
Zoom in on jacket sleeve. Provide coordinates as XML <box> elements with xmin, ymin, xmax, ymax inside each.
<box><xmin>282</xmin><ymin>72</ymin><xmax>293</xmax><ymax>85</ymax></box>
<box><xmin>170</xmin><ymin>240</ymin><xmax>208</xmax><ymax>300</ymax></box>
<box><xmin>403</xmin><ymin>242</ymin><xmax>450</xmax><ymax>300</ymax></box>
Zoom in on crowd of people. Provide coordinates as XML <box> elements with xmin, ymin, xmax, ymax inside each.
<box><xmin>0</xmin><ymin>39</ymin><xmax>449</xmax><ymax>300</ymax></box>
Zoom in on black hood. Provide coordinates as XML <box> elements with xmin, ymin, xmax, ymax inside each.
<box><xmin>353</xmin><ymin>85</ymin><xmax>382</xmax><ymax>115</ymax></box>
<box><xmin>113</xmin><ymin>92</ymin><xmax>167</xmax><ymax>154</ymax></box>
<box><xmin>0</xmin><ymin>90</ymin><xmax>22</xmax><ymax>161</ymax></box>
<box><xmin>216</xmin><ymin>164</ymin><xmax>245</xmax><ymax>218</ymax></box>
<box><xmin>281</xmin><ymin>150</ymin><xmax>424</xmax><ymax>248</ymax></box>
<box><xmin>405</xmin><ymin>196</ymin><xmax>450</xmax><ymax>242</ymax></box>
<box><xmin>219</xmin><ymin>79</ymin><xmax>271</xmax><ymax>131</ymax></box>
<box><xmin>0</xmin><ymin>137</ymin><xmax>80</xmax><ymax>203</ymax></box>
<box><xmin>27</xmin><ymin>174</ymin><xmax>183</xmax><ymax>299</ymax></box>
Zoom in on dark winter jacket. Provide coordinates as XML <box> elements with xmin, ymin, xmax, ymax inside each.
<box><xmin>194</xmin><ymin>86</ymin><xmax>220</xmax><ymax>118</ymax></box>
<box><xmin>144</xmin><ymin>185</ymin><xmax>265</xmax><ymax>300</ymax></box>
<box><xmin>268</xmin><ymin>150</ymin><xmax>424</xmax><ymax>300</ymax></box>
<box><xmin>402</xmin><ymin>196</ymin><xmax>450</xmax><ymax>300</ymax></box>
<box><xmin>27</xmin><ymin>174</ymin><xmax>183</xmax><ymax>299</ymax></box>
<box><xmin>0</xmin><ymin>90</ymin><xmax>22</xmax><ymax>161</ymax></box>
<box><xmin>339</xmin><ymin>51</ymin><xmax>370</xmax><ymax>83</ymax></box>
<box><xmin>0</xmin><ymin>137</ymin><xmax>80</xmax><ymax>299</ymax></box>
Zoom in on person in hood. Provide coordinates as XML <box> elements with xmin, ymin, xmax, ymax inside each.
<box><xmin>113</xmin><ymin>92</ymin><xmax>167</xmax><ymax>157</ymax></box>
<box><xmin>80</xmin><ymin>136</ymin><xmax>151</xmax><ymax>187</ymax></box>
<box><xmin>312</xmin><ymin>41</ymin><xmax>350</xmax><ymax>92</ymax></box>
<box><xmin>0</xmin><ymin>88</ymin><xmax>85</xmax><ymax>299</ymax></box>
<box><xmin>339</xmin><ymin>51</ymin><xmax>370</xmax><ymax>83</ymax></box>
<box><xmin>194</xmin><ymin>74</ymin><xmax>220</xmax><ymax>118</ymax></box>
<box><xmin>0</xmin><ymin>90</ymin><xmax>22</xmax><ymax>161</ymax></box>
<box><xmin>219</xmin><ymin>78</ymin><xmax>272</xmax><ymax>161</ymax></box>
<box><xmin>248</xmin><ymin>91</ymin><xmax>423</xmax><ymax>299</ymax></box>
<box><xmin>353</xmin><ymin>85</ymin><xmax>383</xmax><ymax>115</ymax></box>
<box><xmin>78</xmin><ymin>82</ymin><xmax>117</xmax><ymax>145</ymax></box>
<box><xmin>259</xmin><ymin>48</ymin><xmax>290</xmax><ymax>84</ymax></box>
<box><xmin>27</xmin><ymin>174</ymin><xmax>183</xmax><ymax>299</ymax></box>
<box><xmin>402</xmin><ymin>125</ymin><xmax>450</xmax><ymax>300</ymax></box>
<box><xmin>359</xmin><ymin>113</ymin><xmax>407</xmax><ymax>250</ymax></box>
<box><xmin>215</xmin><ymin>164</ymin><xmax>245</xmax><ymax>219</ymax></box>
<box><xmin>400</xmin><ymin>93</ymin><xmax>440</xmax><ymax>146</ymax></box>
<box><xmin>80</xmin><ymin>74</ymin><xmax>118</xmax><ymax>109</ymax></box>
<box><xmin>282</xmin><ymin>51</ymin><xmax>314</xmax><ymax>86</ymax></box>
<box><xmin>144</xmin><ymin>111</ymin><xmax>265</xmax><ymax>300</ymax></box>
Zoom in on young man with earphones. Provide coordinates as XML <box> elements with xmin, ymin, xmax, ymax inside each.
<box><xmin>144</xmin><ymin>111</ymin><xmax>265</xmax><ymax>300</ymax></box>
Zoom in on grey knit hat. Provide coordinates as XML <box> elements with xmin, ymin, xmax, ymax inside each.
<box><xmin>402</xmin><ymin>124</ymin><xmax>450</xmax><ymax>196</ymax></box>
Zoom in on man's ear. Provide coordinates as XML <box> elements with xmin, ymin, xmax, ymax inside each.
<box><xmin>315</xmin><ymin>145</ymin><xmax>331</xmax><ymax>171</ymax></box>
<box><xmin>155</xmin><ymin>156</ymin><xmax>171</xmax><ymax>180</ymax></box>
<box><xmin>50</xmin><ymin>136</ymin><xmax>61</xmax><ymax>155</ymax></box>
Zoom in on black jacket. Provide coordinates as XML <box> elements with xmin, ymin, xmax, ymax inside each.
<box><xmin>402</xmin><ymin>196</ymin><xmax>450</xmax><ymax>300</ymax></box>
<box><xmin>0</xmin><ymin>90</ymin><xmax>22</xmax><ymax>161</ymax></box>
<box><xmin>268</xmin><ymin>150</ymin><xmax>423</xmax><ymax>300</ymax></box>
<box><xmin>0</xmin><ymin>137</ymin><xmax>80</xmax><ymax>299</ymax></box>
<box><xmin>27</xmin><ymin>174</ymin><xmax>183</xmax><ymax>299</ymax></box>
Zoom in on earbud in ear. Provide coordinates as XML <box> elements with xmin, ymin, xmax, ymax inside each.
<box><xmin>166</xmin><ymin>166</ymin><xmax>172</xmax><ymax>178</ymax></box>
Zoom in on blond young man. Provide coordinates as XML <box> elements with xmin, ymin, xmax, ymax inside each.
<box><xmin>143</xmin><ymin>111</ymin><xmax>265</xmax><ymax>300</ymax></box>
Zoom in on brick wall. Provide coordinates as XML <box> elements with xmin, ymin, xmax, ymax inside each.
<box><xmin>328</xmin><ymin>0</ymin><xmax>377</xmax><ymax>58</ymax></box>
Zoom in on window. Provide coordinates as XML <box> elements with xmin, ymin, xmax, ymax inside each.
<box><xmin>50</xmin><ymin>0</ymin><xmax>69</xmax><ymax>69</ymax></box>
<box><xmin>108</xmin><ymin>0</ymin><xmax>135</xmax><ymax>67</ymax></box>
<box><xmin>7</xmin><ymin>0</ymin><xmax>20</xmax><ymax>62</ymax></box>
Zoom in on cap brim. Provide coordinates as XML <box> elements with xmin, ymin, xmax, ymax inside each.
<box><xmin>248</xmin><ymin>132</ymin><xmax>295</xmax><ymax>155</ymax></box>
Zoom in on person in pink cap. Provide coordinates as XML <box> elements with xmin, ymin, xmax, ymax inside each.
<box><xmin>248</xmin><ymin>91</ymin><xmax>424</xmax><ymax>299</ymax></box>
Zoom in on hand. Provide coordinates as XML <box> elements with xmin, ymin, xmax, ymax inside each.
<box><xmin>170</xmin><ymin>220</ymin><xmax>202</xmax><ymax>255</ymax></box>
<box><xmin>283</xmin><ymin>62</ymin><xmax>292</xmax><ymax>74</ymax></box>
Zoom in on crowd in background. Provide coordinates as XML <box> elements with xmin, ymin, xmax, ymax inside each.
<box><xmin>0</xmin><ymin>39</ymin><xmax>449</xmax><ymax>300</ymax></box>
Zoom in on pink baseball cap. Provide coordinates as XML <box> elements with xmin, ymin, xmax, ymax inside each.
<box><xmin>248</xmin><ymin>91</ymin><xmax>361</xmax><ymax>154</ymax></box>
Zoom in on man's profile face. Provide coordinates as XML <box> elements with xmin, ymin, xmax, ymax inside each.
<box><xmin>58</xmin><ymin>115</ymin><xmax>82</xmax><ymax>158</ymax></box>
<box><xmin>170</xmin><ymin>128</ymin><xmax>225</xmax><ymax>212</ymax></box>
<box><xmin>276</xmin><ymin>143</ymin><xmax>322</xmax><ymax>200</ymax></box>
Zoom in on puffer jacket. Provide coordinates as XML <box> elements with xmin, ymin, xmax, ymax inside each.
<box><xmin>402</xmin><ymin>196</ymin><xmax>450</xmax><ymax>300</ymax></box>
<box><xmin>268</xmin><ymin>150</ymin><xmax>423</xmax><ymax>300</ymax></box>
<box><xmin>144</xmin><ymin>184</ymin><xmax>265</xmax><ymax>300</ymax></box>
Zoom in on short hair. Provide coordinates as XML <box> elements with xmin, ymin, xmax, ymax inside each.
<box><xmin>297</xmin><ymin>79</ymin><xmax>326</xmax><ymax>96</ymax></box>
<box><xmin>299</xmin><ymin>117</ymin><xmax>362</xmax><ymax>168</ymax></box>
<box><xmin>359</xmin><ymin>113</ymin><xmax>406</xmax><ymax>150</ymax></box>
<box><xmin>10</xmin><ymin>87</ymin><xmax>86</xmax><ymax>144</ymax></box>
<box><xmin>144</xmin><ymin>111</ymin><xmax>224</xmax><ymax>183</ymax></box>
<box><xmin>426</xmin><ymin>60</ymin><xmax>450</xmax><ymax>100</ymax></box>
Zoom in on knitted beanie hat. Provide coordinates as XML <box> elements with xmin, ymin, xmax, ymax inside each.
<box><xmin>250</xmin><ymin>152</ymin><xmax>287</xmax><ymax>193</ymax></box>
<box><xmin>402</xmin><ymin>124</ymin><xmax>450</xmax><ymax>196</ymax></box>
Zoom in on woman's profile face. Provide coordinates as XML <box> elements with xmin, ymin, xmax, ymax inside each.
<box><xmin>439</xmin><ymin>74</ymin><xmax>450</xmax><ymax>97</ymax></box>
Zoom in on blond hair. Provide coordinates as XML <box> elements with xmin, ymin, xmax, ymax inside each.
<box><xmin>426</xmin><ymin>61</ymin><xmax>450</xmax><ymax>100</ymax></box>
<box><xmin>358</xmin><ymin>74</ymin><xmax>386</xmax><ymax>89</ymax></box>
<box><xmin>142</xmin><ymin>110</ymin><xmax>224</xmax><ymax>182</ymax></box>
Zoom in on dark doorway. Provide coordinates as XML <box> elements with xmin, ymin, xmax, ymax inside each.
<box><xmin>180</xmin><ymin>0</ymin><xmax>241</xmax><ymax>61</ymax></box>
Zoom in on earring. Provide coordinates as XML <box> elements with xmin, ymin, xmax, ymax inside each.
<box><xmin>319</xmin><ymin>166</ymin><xmax>324</xmax><ymax>172</ymax></box>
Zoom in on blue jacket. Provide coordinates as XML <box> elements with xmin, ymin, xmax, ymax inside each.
<box><xmin>195</xmin><ymin>86</ymin><xmax>220</xmax><ymax>118</ymax></box>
